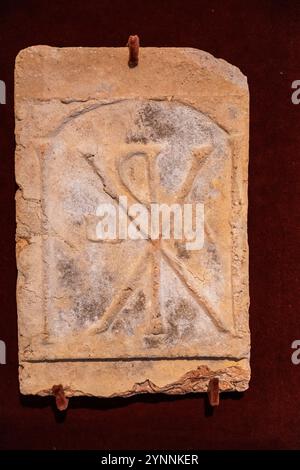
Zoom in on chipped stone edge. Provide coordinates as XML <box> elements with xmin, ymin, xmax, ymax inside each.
<box><xmin>15</xmin><ymin>46</ymin><xmax>250</xmax><ymax>397</ymax></box>
<box><xmin>19</xmin><ymin>362</ymin><xmax>250</xmax><ymax>397</ymax></box>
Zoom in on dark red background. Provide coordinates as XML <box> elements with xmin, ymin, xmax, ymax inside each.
<box><xmin>0</xmin><ymin>0</ymin><xmax>299</xmax><ymax>450</ymax></box>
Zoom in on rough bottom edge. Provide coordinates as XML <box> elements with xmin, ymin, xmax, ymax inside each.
<box><xmin>19</xmin><ymin>358</ymin><xmax>250</xmax><ymax>397</ymax></box>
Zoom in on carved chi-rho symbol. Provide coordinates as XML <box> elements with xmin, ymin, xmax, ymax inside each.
<box><xmin>86</xmin><ymin>142</ymin><xmax>229</xmax><ymax>337</ymax></box>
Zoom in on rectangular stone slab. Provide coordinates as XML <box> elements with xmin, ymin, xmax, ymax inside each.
<box><xmin>15</xmin><ymin>46</ymin><xmax>250</xmax><ymax>397</ymax></box>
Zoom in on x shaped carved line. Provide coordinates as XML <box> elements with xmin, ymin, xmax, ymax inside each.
<box><xmin>81</xmin><ymin>143</ymin><xmax>230</xmax><ymax>337</ymax></box>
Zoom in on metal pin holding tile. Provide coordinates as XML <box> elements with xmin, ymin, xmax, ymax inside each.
<box><xmin>208</xmin><ymin>377</ymin><xmax>220</xmax><ymax>407</ymax></box>
<box><xmin>52</xmin><ymin>384</ymin><xmax>69</xmax><ymax>411</ymax></box>
<box><xmin>127</xmin><ymin>35</ymin><xmax>140</xmax><ymax>68</ymax></box>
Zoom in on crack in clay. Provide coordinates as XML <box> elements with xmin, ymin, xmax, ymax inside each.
<box><xmin>81</xmin><ymin>153</ymin><xmax>118</xmax><ymax>201</ymax></box>
<box><xmin>23</xmin><ymin>355</ymin><xmax>246</xmax><ymax>363</ymax></box>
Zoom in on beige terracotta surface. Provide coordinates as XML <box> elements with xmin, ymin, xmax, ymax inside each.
<box><xmin>15</xmin><ymin>46</ymin><xmax>250</xmax><ymax>397</ymax></box>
